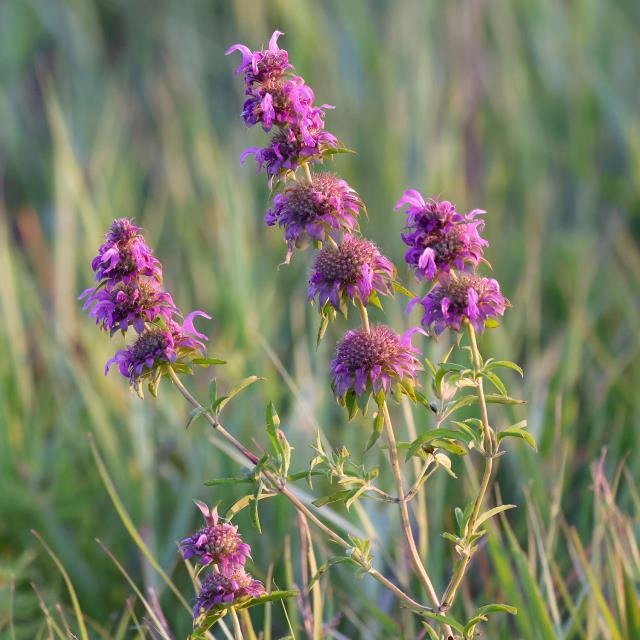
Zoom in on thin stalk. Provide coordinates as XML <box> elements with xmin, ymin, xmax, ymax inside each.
<box><xmin>440</xmin><ymin>322</ymin><xmax>495</xmax><ymax>612</ymax></box>
<box><xmin>166</xmin><ymin>368</ymin><xmax>430</xmax><ymax>614</ymax></box>
<box><xmin>303</xmin><ymin>163</ymin><xmax>313</xmax><ymax>185</ymax></box>
<box><xmin>230</xmin><ymin>609</ymin><xmax>244</xmax><ymax>640</ymax></box>
<box><xmin>355</xmin><ymin>297</ymin><xmax>370</xmax><ymax>333</ymax></box>
<box><xmin>381</xmin><ymin>402</ymin><xmax>441</xmax><ymax>610</ymax></box>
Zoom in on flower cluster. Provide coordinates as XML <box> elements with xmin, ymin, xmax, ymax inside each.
<box><xmin>396</xmin><ymin>191</ymin><xmax>487</xmax><ymax>281</ymax></box>
<box><xmin>265</xmin><ymin>173</ymin><xmax>363</xmax><ymax>260</ymax></box>
<box><xmin>308</xmin><ymin>234</ymin><xmax>395</xmax><ymax>310</ymax></box>
<box><xmin>396</xmin><ymin>190</ymin><xmax>507</xmax><ymax>333</ymax></box>
<box><xmin>227</xmin><ymin>31</ymin><xmax>337</xmax><ymax>183</ymax></box>
<box><xmin>182</xmin><ymin>502</ymin><xmax>265</xmax><ymax>619</ymax></box>
<box><xmin>81</xmin><ymin>219</ymin><xmax>209</xmax><ymax>393</ymax></box>
<box><xmin>331</xmin><ymin>325</ymin><xmax>421</xmax><ymax>404</ymax></box>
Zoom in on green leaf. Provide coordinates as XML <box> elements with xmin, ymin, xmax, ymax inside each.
<box><xmin>251</xmin><ymin>481</ymin><xmax>264</xmax><ymax>533</ymax></box>
<box><xmin>316</xmin><ymin>312</ymin><xmax>330</xmax><ymax>348</ymax></box>
<box><xmin>477</xmin><ymin>603</ymin><xmax>517</xmax><ymax>616</ymax></box>
<box><xmin>473</xmin><ymin>504</ymin><xmax>517</xmax><ymax>532</ymax></box>
<box><xmin>313</xmin><ymin>490</ymin><xmax>352</xmax><ymax>508</ymax></box>
<box><xmin>420</xmin><ymin>611</ymin><xmax>465</xmax><ymax>633</ymax></box>
<box><xmin>191</xmin><ymin>357</ymin><xmax>227</xmax><ymax>366</ymax></box>
<box><xmin>365</xmin><ymin>411</ymin><xmax>385</xmax><ymax>452</ymax></box>
<box><xmin>208</xmin><ymin>378</ymin><xmax>217</xmax><ymax>407</ymax></box>
<box><xmin>265</xmin><ymin>403</ymin><xmax>282</xmax><ymax>457</ymax></box>
<box><xmin>406</xmin><ymin>429</ymin><xmax>469</xmax><ymax>460</ymax></box>
<box><xmin>497</xmin><ymin>426</ymin><xmax>537</xmax><ymax>451</ymax></box>
<box><xmin>486</xmin><ymin>360</ymin><xmax>524</xmax><ymax>377</ymax></box>
<box><xmin>484</xmin><ymin>370</ymin><xmax>507</xmax><ymax>396</ymax></box>
<box><xmin>185</xmin><ymin>407</ymin><xmax>208</xmax><ymax>430</ymax></box>
<box><xmin>392</xmin><ymin>280</ymin><xmax>414</xmax><ymax>298</ymax></box>
<box><xmin>215</xmin><ymin>376</ymin><xmax>264</xmax><ymax>414</ymax></box>
<box><xmin>484</xmin><ymin>394</ymin><xmax>526</xmax><ymax>405</ymax></box>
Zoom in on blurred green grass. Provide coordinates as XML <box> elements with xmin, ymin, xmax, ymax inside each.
<box><xmin>0</xmin><ymin>0</ymin><xmax>639</xmax><ymax>638</ymax></box>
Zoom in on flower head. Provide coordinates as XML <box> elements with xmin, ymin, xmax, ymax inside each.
<box><xmin>308</xmin><ymin>235</ymin><xmax>395</xmax><ymax>310</ymax></box>
<box><xmin>330</xmin><ymin>325</ymin><xmax>422</xmax><ymax>402</ymax></box>
<box><xmin>180</xmin><ymin>502</ymin><xmax>251</xmax><ymax>570</ymax></box>
<box><xmin>105</xmin><ymin>311</ymin><xmax>210</xmax><ymax>386</ymax></box>
<box><xmin>415</xmin><ymin>273</ymin><xmax>507</xmax><ymax>334</ymax></box>
<box><xmin>226</xmin><ymin>31</ymin><xmax>291</xmax><ymax>84</ymax></box>
<box><xmin>80</xmin><ymin>280</ymin><xmax>177</xmax><ymax>335</ymax></box>
<box><xmin>91</xmin><ymin>218</ymin><xmax>161</xmax><ymax>285</ymax></box>
<box><xmin>265</xmin><ymin>173</ymin><xmax>362</xmax><ymax>259</ymax></box>
<box><xmin>396</xmin><ymin>192</ymin><xmax>487</xmax><ymax>280</ymax></box>
<box><xmin>241</xmin><ymin>127</ymin><xmax>337</xmax><ymax>184</ymax></box>
<box><xmin>193</xmin><ymin>566</ymin><xmax>266</xmax><ymax>617</ymax></box>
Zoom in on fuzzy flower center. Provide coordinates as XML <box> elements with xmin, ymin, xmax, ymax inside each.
<box><xmin>335</xmin><ymin>326</ymin><xmax>405</xmax><ymax>371</ymax></box>
<box><xmin>313</xmin><ymin>237</ymin><xmax>379</xmax><ymax>284</ymax></box>
<box><xmin>437</xmin><ymin>274</ymin><xmax>490</xmax><ymax>308</ymax></box>
<box><xmin>129</xmin><ymin>329</ymin><xmax>170</xmax><ymax>361</ymax></box>
<box><xmin>285</xmin><ymin>174</ymin><xmax>343</xmax><ymax>223</ymax></box>
<box><xmin>203</xmin><ymin>524</ymin><xmax>242</xmax><ymax>556</ymax></box>
<box><xmin>107</xmin><ymin>218</ymin><xmax>139</xmax><ymax>243</ymax></box>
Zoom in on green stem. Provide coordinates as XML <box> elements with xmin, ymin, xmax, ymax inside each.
<box><xmin>230</xmin><ymin>608</ymin><xmax>244</xmax><ymax>640</ymax></box>
<box><xmin>440</xmin><ymin>322</ymin><xmax>495</xmax><ymax>613</ymax></box>
<box><xmin>381</xmin><ymin>402</ymin><xmax>442</xmax><ymax>610</ymax></box>
<box><xmin>166</xmin><ymin>368</ymin><xmax>430</xmax><ymax>614</ymax></box>
<box><xmin>303</xmin><ymin>162</ymin><xmax>313</xmax><ymax>185</ymax></box>
<box><xmin>356</xmin><ymin>297</ymin><xmax>370</xmax><ymax>333</ymax></box>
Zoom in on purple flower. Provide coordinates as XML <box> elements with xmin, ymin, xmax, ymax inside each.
<box><xmin>90</xmin><ymin>218</ymin><xmax>162</xmax><ymax>285</ymax></box>
<box><xmin>264</xmin><ymin>173</ymin><xmax>362</xmax><ymax>260</ymax></box>
<box><xmin>226</xmin><ymin>31</ymin><xmax>291</xmax><ymax>85</ymax></box>
<box><xmin>193</xmin><ymin>566</ymin><xmax>266</xmax><ymax>617</ymax></box>
<box><xmin>414</xmin><ymin>273</ymin><xmax>507</xmax><ymax>334</ymax></box>
<box><xmin>80</xmin><ymin>280</ymin><xmax>177</xmax><ymax>335</ymax></box>
<box><xmin>308</xmin><ymin>235</ymin><xmax>395</xmax><ymax>310</ymax></box>
<box><xmin>241</xmin><ymin>75</ymin><xmax>329</xmax><ymax>134</ymax></box>
<box><xmin>105</xmin><ymin>311</ymin><xmax>210</xmax><ymax>385</ymax></box>
<box><xmin>241</xmin><ymin>127</ymin><xmax>338</xmax><ymax>185</ymax></box>
<box><xmin>180</xmin><ymin>502</ymin><xmax>251</xmax><ymax>570</ymax></box>
<box><xmin>396</xmin><ymin>192</ymin><xmax>487</xmax><ymax>280</ymax></box>
<box><xmin>330</xmin><ymin>325</ymin><xmax>422</xmax><ymax>402</ymax></box>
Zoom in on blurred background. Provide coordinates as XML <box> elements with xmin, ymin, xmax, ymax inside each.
<box><xmin>1</xmin><ymin>1</ymin><xmax>639</xmax><ymax>638</ymax></box>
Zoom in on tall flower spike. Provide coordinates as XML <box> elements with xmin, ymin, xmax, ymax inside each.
<box><xmin>308</xmin><ymin>235</ymin><xmax>395</xmax><ymax>310</ymax></box>
<box><xmin>193</xmin><ymin>566</ymin><xmax>266</xmax><ymax>617</ymax></box>
<box><xmin>396</xmin><ymin>192</ymin><xmax>488</xmax><ymax>280</ymax></box>
<box><xmin>414</xmin><ymin>273</ymin><xmax>507</xmax><ymax>334</ymax></box>
<box><xmin>330</xmin><ymin>325</ymin><xmax>422</xmax><ymax>404</ymax></box>
<box><xmin>180</xmin><ymin>502</ymin><xmax>251</xmax><ymax>569</ymax></box>
<box><xmin>264</xmin><ymin>173</ymin><xmax>363</xmax><ymax>260</ymax></box>
<box><xmin>90</xmin><ymin>218</ymin><xmax>162</xmax><ymax>286</ymax></box>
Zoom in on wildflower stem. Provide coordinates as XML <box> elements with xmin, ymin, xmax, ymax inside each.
<box><xmin>230</xmin><ymin>608</ymin><xmax>244</xmax><ymax>640</ymax></box>
<box><xmin>440</xmin><ymin>322</ymin><xmax>495</xmax><ymax>612</ymax></box>
<box><xmin>381</xmin><ymin>401</ymin><xmax>441</xmax><ymax>610</ymax></box>
<box><xmin>356</xmin><ymin>297</ymin><xmax>370</xmax><ymax>333</ymax></box>
<box><xmin>303</xmin><ymin>162</ymin><xmax>313</xmax><ymax>185</ymax></box>
<box><xmin>166</xmin><ymin>367</ymin><xmax>431</xmax><ymax>614</ymax></box>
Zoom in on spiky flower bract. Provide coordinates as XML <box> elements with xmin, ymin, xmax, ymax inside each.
<box><xmin>330</xmin><ymin>325</ymin><xmax>421</xmax><ymax>410</ymax></box>
<box><xmin>396</xmin><ymin>191</ymin><xmax>487</xmax><ymax>280</ymax></box>
<box><xmin>265</xmin><ymin>173</ymin><xmax>363</xmax><ymax>260</ymax></box>
<box><xmin>308</xmin><ymin>235</ymin><xmax>395</xmax><ymax>310</ymax></box>
<box><xmin>193</xmin><ymin>566</ymin><xmax>266</xmax><ymax>617</ymax></box>
<box><xmin>180</xmin><ymin>502</ymin><xmax>251</xmax><ymax>570</ymax></box>
<box><xmin>415</xmin><ymin>273</ymin><xmax>507</xmax><ymax>334</ymax></box>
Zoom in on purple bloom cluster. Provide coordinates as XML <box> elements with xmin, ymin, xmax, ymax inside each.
<box><xmin>180</xmin><ymin>502</ymin><xmax>251</xmax><ymax>570</ymax></box>
<box><xmin>104</xmin><ymin>311</ymin><xmax>210</xmax><ymax>385</ymax></box>
<box><xmin>81</xmin><ymin>219</ymin><xmax>211</xmax><ymax>390</ymax></box>
<box><xmin>396</xmin><ymin>191</ymin><xmax>488</xmax><ymax>281</ymax></box>
<box><xmin>193</xmin><ymin>567</ymin><xmax>265</xmax><ymax>617</ymax></box>
<box><xmin>331</xmin><ymin>325</ymin><xmax>421</xmax><ymax>402</ymax></box>
<box><xmin>308</xmin><ymin>235</ymin><xmax>395</xmax><ymax>310</ymax></box>
<box><xmin>227</xmin><ymin>31</ymin><xmax>338</xmax><ymax>182</ymax></box>
<box><xmin>183</xmin><ymin>502</ymin><xmax>265</xmax><ymax>620</ymax></box>
<box><xmin>414</xmin><ymin>273</ymin><xmax>507</xmax><ymax>334</ymax></box>
<box><xmin>265</xmin><ymin>173</ymin><xmax>363</xmax><ymax>260</ymax></box>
